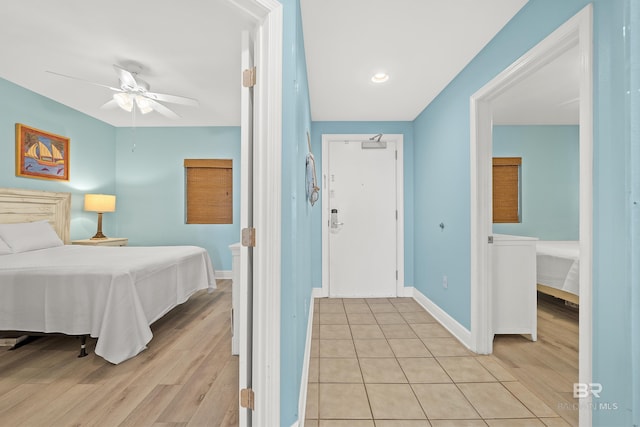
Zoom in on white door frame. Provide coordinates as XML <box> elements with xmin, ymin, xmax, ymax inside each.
<box><xmin>469</xmin><ymin>5</ymin><xmax>592</xmax><ymax>426</ymax></box>
<box><xmin>228</xmin><ymin>1</ymin><xmax>282</xmax><ymax>426</ymax></box>
<box><xmin>238</xmin><ymin>29</ymin><xmax>253</xmax><ymax>427</ymax></box>
<box><xmin>321</xmin><ymin>134</ymin><xmax>405</xmax><ymax>298</ymax></box>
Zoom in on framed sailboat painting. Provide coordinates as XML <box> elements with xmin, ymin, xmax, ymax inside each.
<box><xmin>15</xmin><ymin>123</ymin><xmax>69</xmax><ymax>181</ymax></box>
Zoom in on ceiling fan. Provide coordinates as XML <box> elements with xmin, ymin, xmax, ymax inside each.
<box><xmin>47</xmin><ymin>64</ymin><xmax>199</xmax><ymax>119</ymax></box>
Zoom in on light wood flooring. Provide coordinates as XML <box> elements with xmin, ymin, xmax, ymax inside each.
<box><xmin>493</xmin><ymin>293</ymin><xmax>579</xmax><ymax>426</ymax></box>
<box><xmin>0</xmin><ymin>279</ymin><xmax>238</xmax><ymax>427</ymax></box>
<box><xmin>1</xmin><ymin>281</ymin><xmax>578</xmax><ymax>427</ymax></box>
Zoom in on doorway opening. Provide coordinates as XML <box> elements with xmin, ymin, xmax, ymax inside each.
<box><xmin>470</xmin><ymin>5</ymin><xmax>592</xmax><ymax>427</ymax></box>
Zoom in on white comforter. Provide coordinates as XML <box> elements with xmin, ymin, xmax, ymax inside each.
<box><xmin>0</xmin><ymin>245</ymin><xmax>216</xmax><ymax>364</ymax></box>
<box><xmin>536</xmin><ymin>241</ymin><xmax>579</xmax><ymax>296</ymax></box>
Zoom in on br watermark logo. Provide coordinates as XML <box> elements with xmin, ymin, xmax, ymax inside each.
<box><xmin>564</xmin><ymin>383</ymin><xmax>619</xmax><ymax>411</ymax></box>
<box><xmin>573</xmin><ymin>383</ymin><xmax>602</xmax><ymax>398</ymax></box>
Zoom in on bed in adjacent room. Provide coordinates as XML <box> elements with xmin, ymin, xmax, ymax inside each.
<box><xmin>0</xmin><ymin>187</ymin><xmax>216</xmax><ymax>364</ymax></box>
<box><xmin>535</xmin><ymin>240</ymin><xmax>579</xmax><ymax>305</ymax></box>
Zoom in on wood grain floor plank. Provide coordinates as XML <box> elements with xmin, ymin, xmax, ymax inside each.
<box><xmin>16</xmin><ymin>384</ymin><xmax>97</xmax><ymax>427</ymax></box>
<box><xmin>187</xmin><ymin>356</ymin><xmax>239</xmax><ymax>426</ymax></box>
<box><xmin>0</xmin><ymin>280</ymin><xmax>238</xmax><ymax>426</ymax></box>
<box><xmin>493</xmin><ymin>293</ymin><xmax>579</xmax><ymax>426</ymax></box>
<box><xmin>156</xmin><ymin>328</ymin><xmax>233</xmax><ymax>423</ymax></box>
<box><xmin>119</xmin><ymin>384</ymin><xmax>182</xmax><ymax>427</ymax></box>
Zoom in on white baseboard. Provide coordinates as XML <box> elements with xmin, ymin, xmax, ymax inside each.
<box><xmin>296</xmin><ymin>290</ymin><xmax>317</xmax><ymax>427</ymax></box>
<box><xmin>312</xmin><ymin>287</ymin><xmax>325</xmax><ymax>298</ymax></box>
<box><xmin>408</xmin><ymin>287</ymin><xmax>473</xmax><ymax>350</ymax></box>
<box><xmin>399</xmin><ymin>285</ymin><xmax>414</xmax><ymax>297</ymax></box>
<box><xmin>215</xmin><ymin>270</ymin><xmax>232</xmax><ymax>279</ymax></box>
<box><xmin>314</xmin><ymin>286</ymin><xmax>412</xmax><ymax>298</ymax></box>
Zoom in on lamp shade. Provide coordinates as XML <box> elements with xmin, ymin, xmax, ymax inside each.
<box><xmin>84</xmin><ymin>194</ymin><xmax>116</xmax><ymax>213</ymax></box>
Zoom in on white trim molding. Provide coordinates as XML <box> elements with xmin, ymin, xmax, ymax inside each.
<box><xmin>469</xmin><ymin>5</ymin><xmax>593</xmax><ymax>426</ymax></box>
<box><xmin>214</xmin><ymin>270</ymin><xmax>232</xmax><ymax>280</ymax></box>
<box><xmin>296</xmin><ymin>290</ymin><xmax>317</xmax><ymax>427</ymax></box>
<box><xmin>251</xmin><ymin>1</ymin><xmax>283</xmax><ymax>426</ymax></box>
<box><xmin>408</xmin><ymin>287</ymin><xmax>473</xmax><ymax>350</ymax></box>
<box><xmin>228</xmin><ymin>1</ymin><xmax>283</xmax><ymax>426</ymax></box>
<box><xmin>312</xmin><ymin>287</ymin><xmax>326</xmax><ymax>299</ymax></box>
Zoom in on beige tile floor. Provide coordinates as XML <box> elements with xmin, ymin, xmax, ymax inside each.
<box><xmin>304</xmin><ymin>297</ymin><xmax>571</xmax><ymax>427</ymax></box>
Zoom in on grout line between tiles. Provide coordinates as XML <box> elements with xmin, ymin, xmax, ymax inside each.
<box><xmin>310</xmin><ymin>296</ymin><xmax>564</xmax><ymax>425</ymax></box>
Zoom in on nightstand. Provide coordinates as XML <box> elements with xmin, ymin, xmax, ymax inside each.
<box><xmin>71</xmin><ymin>237</ymin><xmax>128</xmax><ymax>247</ymax></box>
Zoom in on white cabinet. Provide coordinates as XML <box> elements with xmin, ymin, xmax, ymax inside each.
<box><xmin>492</xmin><ymin>234</ymin><xmax>537</xmax><ymax>341</ymax></box>
<box><xmin>229</xmin><ymin>242</ymin><xmax>241</xmax><ymax>355</ymax></box>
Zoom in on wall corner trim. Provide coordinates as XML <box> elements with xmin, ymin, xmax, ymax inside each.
<box><xmin>411</xmin><ymin>287</ymin><xmax>472</xmax><ymax>350</ymax></box>
<box><xmin>312</xmin><ymin>287</ymin><xmax>326</xmax><ymax>298</ymax></box>
<box><xmin>296</xmin><ymin>288</ymin><xmax>317</xmax><ymax>427</ymax></box>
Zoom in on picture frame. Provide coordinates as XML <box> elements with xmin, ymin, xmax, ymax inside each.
<box><xmin>15</xmin><ymin>123</ymin><xmax>69</xmax><ymax>181</ymax></box>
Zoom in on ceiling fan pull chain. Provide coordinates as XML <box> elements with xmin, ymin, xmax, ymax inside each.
<box><xmin>131</xmin><ymin>104</ymin><xmax>137</xmax><ymax>152</ymax></box>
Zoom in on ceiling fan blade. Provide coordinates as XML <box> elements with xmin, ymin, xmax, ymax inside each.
<box><xmin>99</xmin><ymin>99</ymin><xmax>120</xmax><ymax>110</ymax></box>
<box><xmin>146</xmin><ymin>98</ymin><xmax>180</xmax><ymax>119</ymax></box>
<box><xmin>46</xmin><ymin>70</ymin><xmax>121</xmax><ymax>91</ymax></box>
<box><xmin>144</xmin><ymin>91</ymin><xmax>200</xmax><ymax>107</ymax></box>
<box><xmin>113</xmin><ymin>64</ymin><xmax>138</xmax><ymax>90</ymax></box>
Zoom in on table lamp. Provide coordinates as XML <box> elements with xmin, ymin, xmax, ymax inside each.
<box><xmin>84</xmin><ymin>194</ymin><xmax>116</xmax><ymax>240</ymax></box>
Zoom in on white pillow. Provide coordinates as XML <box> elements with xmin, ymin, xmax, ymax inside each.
<box><xmin>0</xmin><ymin>220</ymin><xmax>64</xmax><ymax>253</ymax></box>
<box><xmin>0</xmin><ymin>236</ymin><xmax>11</xmax><ymax>255</ymax></box>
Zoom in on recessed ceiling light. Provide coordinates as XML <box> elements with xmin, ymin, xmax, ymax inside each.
<box><xmin>371</xmin><ymin>72</ymin><xmax>389</xmax><ymax>83</ymax></box>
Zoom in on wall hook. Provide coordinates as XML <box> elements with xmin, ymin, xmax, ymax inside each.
<box><xmin>439</xmin><ymin>222</ymin><xmax>445</xmax><ymax>230</ymax></box>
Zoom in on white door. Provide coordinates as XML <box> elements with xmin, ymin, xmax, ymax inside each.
<box><xmin>238</xmin><ymin>31</ymin><xmax>254</xmax><ymax>427</ymax></box>
<box><xmin>326</xmin><ymin>137</ymin><xmax>399</xmax><ymax>297</ymax></box>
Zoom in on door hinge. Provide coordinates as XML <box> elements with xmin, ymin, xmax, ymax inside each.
<box><xmin>243</xmin><ymin>67</ymin><xmax>256</xmax><ymax>88</ymax></box>
<box><xmin>396</xmin><ymin>270</ymin><xmax>398</xmax><ymax>280</ymax></box>
<box><xmin>488</xmin><ymin>235</ymin><xmax>494</xmax><ymax>244</ymax></box>
<box><xmin>242</xmin><ymin>228</ymin><xmax>256</xmax><ymax>247</ymax></box>
<box><xmin>240</xmin><ymin>388</ymin><xmax>255</xmax><ymax>410</ymax></box>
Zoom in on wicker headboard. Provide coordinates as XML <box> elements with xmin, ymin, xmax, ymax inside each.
<box><xmin>0</xmin><ymin>188</ymin><xmax>71</xmax><ymax>244</ymax></box>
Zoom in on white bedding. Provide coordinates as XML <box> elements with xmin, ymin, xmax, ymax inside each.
<box><xmin>0</xmin><ymin>245</ymin><xmax>216</xmax><ymax>364</ymax></box>
<box><xmin>536</xmin><ymin>240</ymin><xmax>579</xmax><ymax>296</ymax></box>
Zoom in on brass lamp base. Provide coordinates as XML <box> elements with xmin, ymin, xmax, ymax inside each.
<box><xmin>90</xmin><ymin>212</ymin><xmax>108</xmax><ymax>240</ymax></box>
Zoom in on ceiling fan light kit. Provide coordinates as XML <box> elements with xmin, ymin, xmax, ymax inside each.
<box><xmin>113</xmin><ymin>92</ymin><xmax>133</xmax><ymax>112</ymax></box>
<box><xmin>48</xmin><ymin>64</ymin><xmax>199</xmax><ymax>119</ymax></box>
<box><xmin>113</xmin><ymin>93</ymin><xmax>153</xmax><ymax>114</ymax></box>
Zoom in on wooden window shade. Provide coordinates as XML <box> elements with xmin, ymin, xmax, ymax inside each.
<box><xmin>184</xmin><ymin>159</ymin><xmax>232</xmax><ymax>224</ymax></box>
<box><xmin>493</xmin><ymin>157</ymin><xmax>521</xmax><ymax>223</ymax></box>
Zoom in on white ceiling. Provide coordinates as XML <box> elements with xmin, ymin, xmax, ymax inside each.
<box><xmin>492</xmin><ymin>45</ymin><xmax>580</xmax><ymax>125</ymax></box>
<box><xmin>0</xmin><ymin>0</ymin><xmax>253</xmax><ymax>127</ymax></box>
<box><xmin>0</xmin><ymin>1</ymin><xmax>578</xmax><ymax>128</ymax></box>
<box><xmin>300</xmin><ymin>0</ymin><xmax>530</xmax><ymax>122</ymax></box>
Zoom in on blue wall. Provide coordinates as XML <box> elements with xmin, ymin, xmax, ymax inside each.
<box><xmin>493</xmin><ymin>125</ymin><xmax>579</xmax><ymax>240</ymax></box>
<box><xmin>310</xmin><ymin>121</ymin><xmax>415</xmax><ymax>287</ymax></box>
<box><xmin>0</xmin><ymin>78</ymin><xmax>117</xmax><ymax>240</ymax></box>
<box><xmin>412</xmin><ymin>1</ymin><xmax>637</xmax><ymax>424</ymax></box>
<box><xmin>114</xmin><ymin>126</ymin><xmax>241</xmax><ymax>270</ymax></box>
<box><xmin>0</xmin><ymin>78</ymin><xmax>241</xmax><ymax>271</ymax></box>
<box><xmin>630</xmin><ymin>2</ymin><xmax>640</xmax><ymax>425</ymax></box>
<box><xmin>280</xmin><ymin>0</ymin><xmax>314</xmax><ymax>425</ymax></box>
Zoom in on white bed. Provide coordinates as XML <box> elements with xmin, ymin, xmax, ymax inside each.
<box><xmin>536</xmin><ymin>240</ymin><xmax>579</xmax><ymax>304</ymax></box>
<box><xmin>0</xmin><ymin>187</ymin><xmax>216</xmax><ymax>364</ymax></box>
